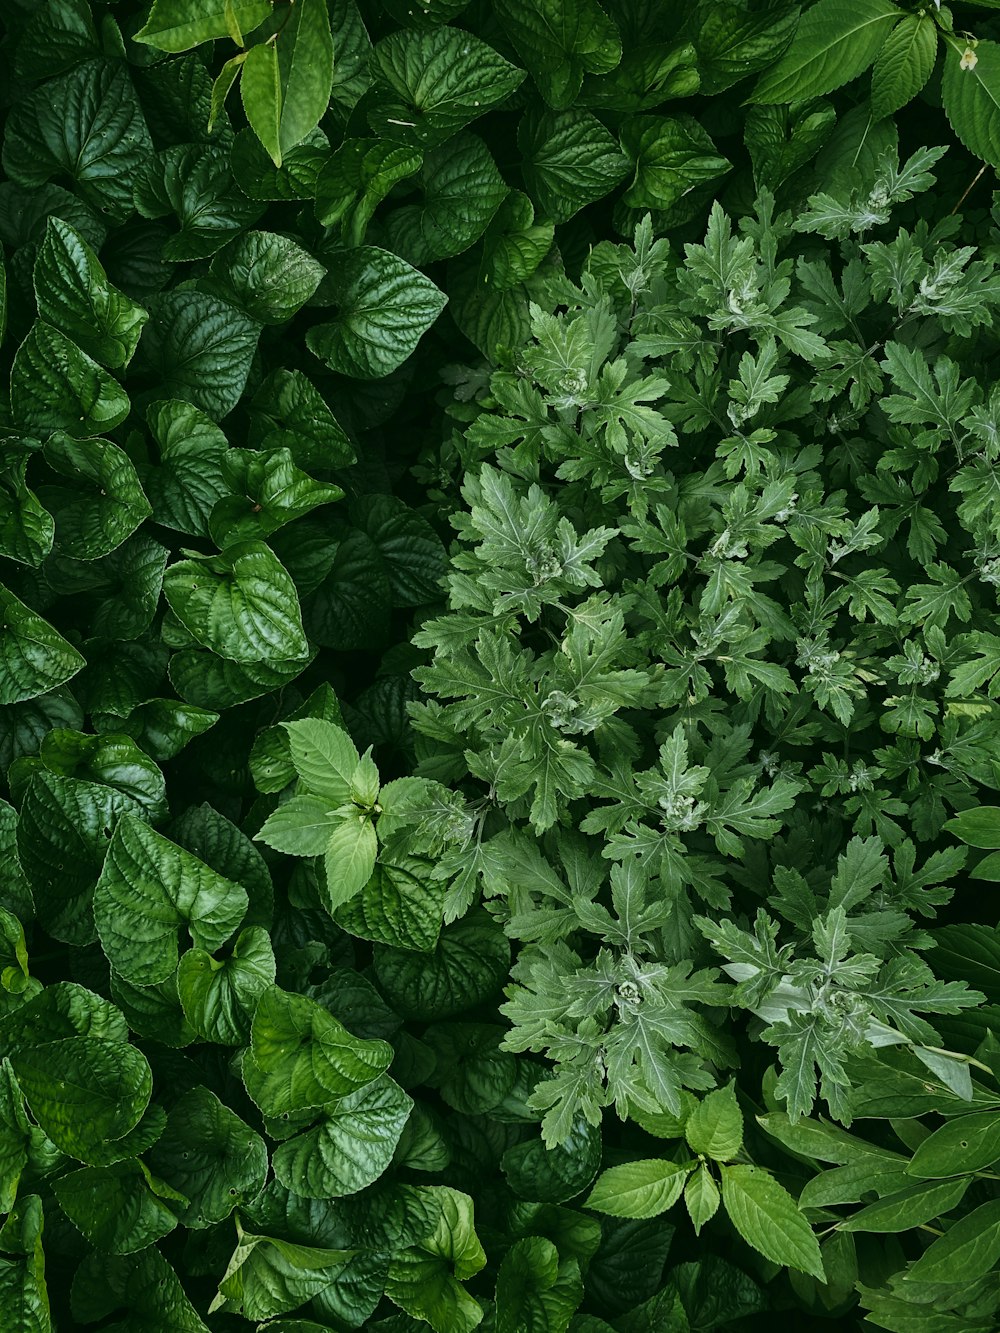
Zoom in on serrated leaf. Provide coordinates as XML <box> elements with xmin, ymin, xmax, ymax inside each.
<box><xmin>942</xmin><ymin>39</ymin><xmax>1000</xmax><ymax>171</ymax></box>
<box><xmin>585</xmin><ymin>1160</ymin><xmax>691</xmax><ymax>1219</ymax></box>
<box><xmin>135</xmin><ymin>0</ymin><xmax>271</xmax><ymax>51</ymax></box>
<box><xmin>905</xmin><ymin>1198</ymin><xmax>1000</xmax><ymax>1284</ymax></box>
<box><xmin>752</xmin><ymin>0</ymin><xmax>900</xmax><ymax>105</ymax></box>
<box><xmin>684</xmin><ymin>1084</ymin><xmax>743</xmax><ymax>1162</ymax></box>
<box><xmin>205</xmin><ymin>231</ymin><xmax>325</xmax><ymax>324</ymax></box>
<box><xmin>53</xmin><ymin>1160</ymin><xmax>178</xmax><ymax>1254</ymax></box>
<box><xmin>719</xmin><ymin>1164</ymin><xmax>824</xmax><ymax>1279</ymax></box>
<box><xmin>240</xmin><ymin>0</ymin><xmax>333</xmax><ymax>166</ymax></box>
<box><xmin>870</xmin><ymin>14</ymin><xmax>937</xmax><ymax>122</ymax></box>
<box><xmin>39</xmin><ymin>434</ymin><xmax>150</xmax><ymax>560</ymax></box>
<box><xmin>520</xmin><ymin>107</ymin><xmax>629</xmax><ymax>223</ymax></box>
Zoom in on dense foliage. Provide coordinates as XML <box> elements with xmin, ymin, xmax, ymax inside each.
<box><xmin>6</xmin><ymin>1</ymin><xmax>1000</xmax><ymax>1331</ymax></box>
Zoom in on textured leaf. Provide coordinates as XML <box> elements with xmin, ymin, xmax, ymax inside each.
<box><xmin>146</xmin><ymin>1087</ymin><xmax>268</xmax><ymax>1228</ymax></box>
<box><xmin>520</xmin><ymin>108</ymin><xmax>629</xmax><ymax>223</ymax></box>
<box><xmin>177</xmin><ymin>926</ymin><xmax>276</xmax><ymax>1045</ymax></box>
<box><xmin>495</xmin><ymin>1236</ymin><xmax>582</xmax><ymax>1333</ymax></box>
<box><xmin>93</xmin><ymin>816</ymin><xmax>249</xmax><ymax>985</ymax></box>
<box><xmin>905</xmin><ymin>1198</ymin><xmax>1000</xmax><ymax>1283</ymax></box>
<box><xmin>752</xmin><ymin>0</ymin><xmax>900</xmax><ymax>104</ymax></box>
<box><xmin>242</xmin><ymin>986</ymin><xmax>393</xmax><ymax>1116</ymax></box>
<box><xmin>241</xmin><ymin>0</ymin><xmax>334</xmax><ymax>166</ymax></box>
<box><xmin>135</xmin><ymin>0</ymin><xmax>271</xmax><ymax>51</ymax></box>
<box><xmin>39</xmin><ymin>434</ymin><xmax>150</xmax><ymax>560</ymax></box>
<box><xmin>870</xmin><ymin>14</ymin><xmax>937</xmax><ymax>122</ymax></box>
<box><xmin>719</xmin><ymin>1165</ymin><xmax>824</xmax><ymax>1279</ymax></box>
<box><xmin>138</xmin><ymin>291</ymin><xmax>259</xmax><ymax>421</ymax></box>
<box><xmin>942</xmin><ymin>39</ymin><xmax>1000</xmax><ymax>171</ymax></box>
<box><xmin>33</xmin><ymin>219</ymin><xmax>147</xmax><ymax>368</ymax></box>
<box><xmin>163</xmin><ymin>541</ymin><xmax>307</xmax><ymax>665</ymax></box>
<box><xmin>0</xmin><ymin>588</ymin><xmax>84</xmax><ymax>707</ymax></box>
<box><xmin>306</xmin><ymin>246</ymin><xmax>447</xmax><ymax>379</ymax></box>
<box><xmin>272</xmin><ymin>1075</ymin><xmax>413</xmax><ymax>1198</ymax></box>
<box><xmin>10</xmin><ymin>323</ymin><xmax>130</xmax><ymax>438</ymax></box>
<box><xmin>206</xmin><ymin>231</ymin><xmax>325</xmax><ymax>324</ymax></box>
<box><xmin>493</xmin><ymin>0</ymin><xmax>622</xmax><ymax>109</ymax></box>
<box><xmin>374</xmin><ymin>917</ymin><xmax>510</xmax><ymax>1021</ymax></box>
<box><xmin>585</xmin><ymin>1160</ymin><xmax>691</xmax><ymax>1219</ymax></box>
<box><xmin>53</xmin><ymin>1161</ymin><xmax>178</xmax><ymax>1254</ymax></box>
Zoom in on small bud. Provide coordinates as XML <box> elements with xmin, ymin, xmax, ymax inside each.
<box><xmin>961</xmin><ymin>46</ymin><xmax>978</xmax><ymax>71</ymax></box>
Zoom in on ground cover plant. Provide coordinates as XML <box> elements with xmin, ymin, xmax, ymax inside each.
<box><xmin>6</xmin><ymin>1</ymin><xmax>1000</xmax><ymax>1331</ymax></box>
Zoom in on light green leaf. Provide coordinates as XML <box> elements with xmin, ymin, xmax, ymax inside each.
<box><xmin>213</xmin><ymin>1220</ymin><xmax>353</xmax><ymax>1322</ymax></box>
<box><xmin>493</xmin><ymin>0</ymin><xmax>621</xmax><ymax>109</ymax></box>
<box><xmin>11</xmin><ymin>1037</ymin><xmax>152</xmax><ymax>1160</ymax></box>
<box><xmin>135</xmin><ymin>0</ymin><xmax>271</xmax><ymax>51</ymax></box>
<box><xmin>284</xmin><ymin>718</ymin><xmax>360</xmax><ymax>803</ymax></box>
<box><xmin>10</xmin><ymin>323</ymin><xmax>130</xmax><ymax>438</ymax></box>
<box><xmin>39</xmin><ymin>434</ymin><xmax>150</xmax><ymax>560</ymax></box>
<box><xmin>146</xmin><ymin>1087</ymin><xmax>268</xmax><ymax>1228</ymax></box>
<box><xmin>138</xmin><ymin>291</ymin><xmax>259</xmax><ymax>421</ymax></box>
<box><xmin>272</xmin><ymin>1074</ymin><xmax>413</xmax><ymax>1198</ymax></box>
<box><xmin>177</xmin><ymin>926</ymin><xmax>276</xmax><ymax>1045</ymax></box>
<box><xmin>870</xmin><ymin>14</ymin><xmax>937</xmax><ymax>122</ymax></box>
<box><xmin>684</xmin><ymin>1162</ymin><xmax>721</xmax><ymax>1235</ymax></box>
<box><xmin>33</xmin><ymin>219</ymin><xmax>147</xmax><ymax>368</ymax></box>
<box><xmin>520</xmin><ymin>107</ymin><xmax>629</xmax><ymax>223</ymax></box>
<box><xmin>93</xmin><ymin>816</ymin><xmax>249</xmax><ymax>985</ymax></box>
<box><xmin>942</xmin><ymin>39</ymin><xmax>1000</xmax><ymax>171</ymax></box>
<box><xmin>905</xmin><ymin>1198</ymin><xmax>1000</xmax><ymax>1283</ymax></box>
<box><xmin>368</xmin><ymin>27</ymin><xmax>525</xmax><ymax>147</ymax></box>
<box><xmin>241</xmin><ymin>985</ymin><xmax>393</xmax><ymax>1117</ymax></box>
<box><xmin>163</xmin><ymin>541</ymin><xmax>307</xmax><ymax>665</ymax></box>
<box><xmin>684</xmin><ymin>1083</ymin><xmax>743</xmax><ymax>1162</ymax></box>
<box><xmin>53</xmin><ymin>1160</ymin><xmax>178</xmax><ymax>1254</ymax></box>
<box><xmin>240</xmin><ymin>0</ymin><xmax>334</xmax><ymax>166</ymax></box>
<box><xmin>719</xmin><ymin>1164</ymin><xmax>824</xmax><ymax>1279</ymax></box>
<box><xmin>382</xmin><ymin>133</ymin><xmax>508</xmax><ymax>266</ymax></box>
<box><xmin>752</xmin><ymin>0</ymin><xmax>900</xmax><ymax>104</ymax></box>
<box><xmin>256</xmin><ymin>794</ymin><xmax>342</xmax><ymax>857</ymax></box>
<box><xmin>585</xmin><ymin>1159</ymin><xmax>691</xmax><ymax>1219</ymax></box>
<box><xmin>323</xmin><ymin>816</ymin><xmax>378</xmax><ymax>911</ymax></box>
<box><xmin>306</xmin><ymin>246</ymin><xmax>447</xmax><ymax>379</ymax></box>
<box><xmin>205</xmin><ymin>231</ymin><xmax>325</xmax><ymax>324</ymax></box>
<box><xmin>0</xmin><ymin>588</ymin><xmax>84</xmax><ymax>707</ymax></box>
<box><xmin>944</xmin><ymin>807</ymin><xmax>1000</xmax><ymax>849</ymax></box>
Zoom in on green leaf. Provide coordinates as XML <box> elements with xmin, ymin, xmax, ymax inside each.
<box><xmin>688</xmin><ymin>2</ymin><xmax>800</xmax><ymax>96</ymax></box>
<box><xmin>249</xmin><ymin>368</ymin><xmax>355</xmax><ymax>471</ymax></box>
<box><xmin>242</xmin><ymin>985</ymin><xmax>393</xmax><ymax>1117</ymax></box>
<box><xmin>145</xmin><ymin>1086</ymin><xmax>268</xmax><ymax>1227</ymax></box>
<box><xmin>719</xmin><ymin>1164</ymin><xmax>824</xmax><ymax>1279</ymax></box>
<box><xmin>905</xmin><ymin>1198</ymin><xmax>1000</xmax><ymax>1283</ymax></box>
<box><xmin>504</xmin><ymin>1119</ymin><xmax>602</xmax><ymax>1203</ymax></box>
<box><xmin>493</xmin><ymin>0</ymin><xmax>622</xmax><ymax>109</ymax></box>
<box><xmin>2</xmin><ymin>59</ymin><xmax>152</xmax><ymax>222</ymax></box>
<box><xmin>870</xmin><ymin>14</ymin><xmax>937</xmax><ymax>122</ymax></box>
<box><xmin>284</xmin><ymin>718</ymin><xmax>360</xmax><ymax>802</ymax></box>
<box><xmin>306</xmin><ymin>246</ymin><xmax>447</xmax><ymax>380</ymax></box>
<box><xmin>373</xmin><ymin>917</ymin><xmax>510</xmax><ymax>1021</ymax></box>
<box><xmin>906</xmin><ymin>1110</ymin><xmax>1000</xmax><ymax>1178</ymax></box>
<box><xmin>368</xmin><ymin>27</ymin><xmax>525</xmax><ymax>148</ymax></box>
<box><xmin>11</xmin><ymin>1037</ymin><xmax>152</xmax><ymax>1161</ymax></box>
<box><xmin>230</xmin><ymin>126</ymin><xmax>330</xmax><ymax>201</ymax></box>
<box><xmin>323</xmin><ymin>816</ymin><xmax>379</xmax><ymax>911</ymax></box>
<box><xmin>314</xmin><ymin>137</ymin><xmax>423</xmax><ymax>241</ymax></box>
<box><xmin>135</xmin><ymin>0</ymin><xmax>271</xmax><ymax>51</ymax></box>
<box><xmin>39</xmin><ymin>434</ymin><xmax>150</xmax><ymax>560</ymax></box>
<box><xmin>585</xmin><ymin>1160</ymin><xmax>691</xmax><ymax>1219</ymax></box>
<box><xmin>520</xmin><ymin>108</ymin><xmax>630</xmax><ymax>224</ymax></box>
<box><xmin>942</xmin><ymin>39</ymin><xmax>1000</xmax><ymax>171</ymax></box>
<box><xmin>209</xmin><ymin>448</ymin><xmax>343</xmax><ymax>548</ymax></box>
<box><xmin>138</xmin><ymin>291</ymin><xmax>260</xmax><ymax>421</ymax></box>
<box><xmin>334</xmin><ymin>857</ymin><xmax>446</xmax><ymax>953</ymax></box>
<box><xmin>33</xmin><ymin>219</ymin><xmax>147</xmax><ymax>368</ymax></box>
<box><xmin>10</xmin><ymin>323</ymin><xmax>130</xmax><ymax>438</ymax></box>
<box><xmin>117</xmin><ymin>698</ymin><xmax>219</xmax><ymax>763</ymax></box>
<box><xmin>0</xmin><ymin>1196</ymin><xmax>50</xmax><ymax>1333</ymax></box>
<box><xmin>177</xmin><ymin>926</ymin><xmax>276</xmax><ymax>1045</ymax></box>
<box><xmin>495</xmin><ymin>1236</ymin><xmax>582</xmax><ymax>1333</ymax></box>
<box><xmin>37</xmin><ymin>729</ymin><xmax>167</xmax><ymax>821</ymax></box>
<box><xmin>240</xmin><ymin>0</ymin><xmax>334</xmax><ymax>166</ymax></box>
<box><xmin>133</xmin><ymin>144</ymin><xmax>262</xmax><ymax>262</ymax></box>
<box><xmin>256</xmin><ymin>793</ymin><xmax>341</xmax><ymax>857</ymax></box>
<box><xmin>272</xmin><ymin>1074</ymin><xmax>413</xmax><ymax>1198</ymax></box>
<box><xmin>752</xmin><ymin>0</ymin><xmax>900</xmax><ymax>104</ymax></box>
<box><xmin>684</xmin><ymin>1163</ymin><xmax>721</xmax><ymax>1236</ymax></box>
<box><xmin>53</xmin><ymin>1160</ymin><xmax>178</xmax><ymax>1254</ymax></box>
<box><xmin>140</xmin><ymin>400</ymin><xmax>229</xmax><ymax>539</ymax></box>
<box><xmin>620</xmin><ymin>115</ymin><xmax>730</xmax><ymax>212</ymax></box>
<box><xmin>93</xmin><ymin>815</ymin><xmax>249</xmax><ymax>985</ymax></box>
<box><xmin>0</xmin><ymin>440</ymin><xmax>53</xmax><ymax>569</ymax></box>
<box><xmin>205</xmin><ymin>231</ymin><xmax>325</xmax><ymax>324</ymax></box>
<box><xmin>684</xmin><ymin>1084</ymin><xmax>743</xmax><ymax>1162</ymax></box>
<box><xmin>163</xmin><ymin>541</ymin><xmax>308</xmax><ymax>665</ymax></box>
<box><xmin>71</xmin><ymin>1248</ymin><xmax>209</xmax><ymax>1333</ymax></box>
<box><xmin>944</xmin><ymin>807</ymin><xmax>1000</xmax><ymax>849</ymax></box>
<box><xmin>0</xmin><ymin>588</ymin><xmax>84</xmax><ymax>706</ymax></box>
<box><xmin>212</xmin><ymin>1222</ymin><xmax>353</xmax><ymax>1322</ymax></box>
<box><xmin>384</xmin><ymin>1188</ymin><xmax>486</xmax><ymax>1333</ymax></box>
<box><xmin>382</xmin><ymin>133</ymin><xmax>508</xmax><ymax>266</ymax></box>
<box><xmin>840</xmin><ymin>1176</ymin><xmax>971</xmax><ymax>1233</ymax></box>
<box><xmin>353</xmin><ymin>494</ymin><xmax>449</xmax><ymax>607</ymax></box>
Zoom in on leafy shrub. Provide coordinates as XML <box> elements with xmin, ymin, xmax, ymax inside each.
<box><xmin>3</xmin><ymin>0</ymin><xmax>1000</xmax><ymax>1330</ymax></box>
